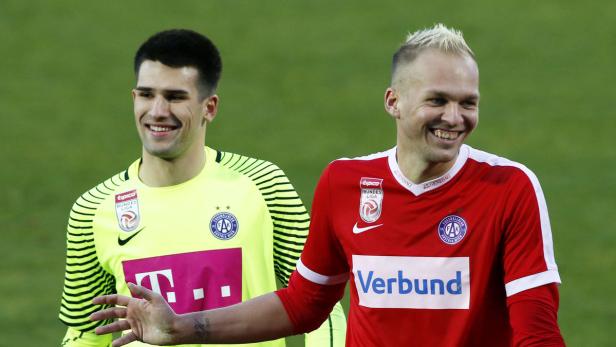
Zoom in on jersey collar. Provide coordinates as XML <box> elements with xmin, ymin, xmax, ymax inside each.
<box><xmin>387</xmin><ymin>144</ymin><xmax>469</xmax><ymax>196</ymax></box>
<box><xmin>129</xmin><ymin>146</ymin><xmax>216</xmax><ymax>190</ymax></box>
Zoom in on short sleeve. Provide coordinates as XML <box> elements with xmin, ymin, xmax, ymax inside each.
<box><xmin>502</xmin><ymin>167</ymin><xmax>561</xmax><ymax>296</ymax></box>
<box><xmin>297</xmin><ymin>165</ymin><xmax>349</xmax><ymax>285</ymax></box>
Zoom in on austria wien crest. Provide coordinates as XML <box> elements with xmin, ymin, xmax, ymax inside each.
<box><xmin>115</xmin><ymin>189</ymin><xmax>141</xmax><ymax>231</ymax></box>
<box><xmin>359</xmin><ymin>177</ymin><xmax>384</xmax><ymax>223</ymax></box>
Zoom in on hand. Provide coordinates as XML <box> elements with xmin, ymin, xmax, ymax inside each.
<box><xmin>90</xmin><ymin>283</ymin><xmax>179</xmax><ymax>347</ymax></box>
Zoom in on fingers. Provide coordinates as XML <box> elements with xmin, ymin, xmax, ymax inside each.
<box><xmin>112</xmin><ymin>331</ymin><xmax>138</xmax><ymax>347</ymax></box>
<box><xmin>93</xmin><ymin>283</ymin><xmax>157</xmax><ymax>306</ymax></box>
<box><xmin>90</xmin><ymin>306</ymin><xmax>127</xmax><ymax>322</ymax></box>
<box><xmin>127</xmin><ymin>282</ymin><xmax>156</xmax><ymax>301</ymax></box>
<box><xmin>93</xmin><ymin>294</ymin><xmax>132</xmax><ymax>306</ymax></box>
<box><xmin>94</xmin><ymin>319</ymin><xmax>131</xmax><ymax>335</ymax></box>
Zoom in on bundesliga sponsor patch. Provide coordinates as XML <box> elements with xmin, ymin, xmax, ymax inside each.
<box><xmin>438</xmin><ymin>215</ymin><xmax>468</xmax><ymax>245</ymax></box>
<box><xmin>352</xmin><ymin>255</ymin><xmax>470</xmax><ymax>309</ymax></box>
<box><xmin>122</xmin><ymin>248</ymin><xmax>242</xmax><ymax>314</ymax></box>
<box><xmin>359</xmin><ymin>177</ymin><xmax>384</xmax><ymax>223</ymax></box>
<box><xmin>115</xmin><ymin>189</ymin><xmax>140</xmax><ymax>232</ymax></box>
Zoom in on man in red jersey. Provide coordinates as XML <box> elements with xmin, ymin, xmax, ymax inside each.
<box><xmin>90</xmin><ymin>23</ymin><xmax>565</xmax><ymax>346</ymax></box>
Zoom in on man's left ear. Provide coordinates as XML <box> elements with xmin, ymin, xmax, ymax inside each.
<box><xmin>202</xmin><ymin>95</ymin><xmax>219</xmax><ymax>123</ymax></box>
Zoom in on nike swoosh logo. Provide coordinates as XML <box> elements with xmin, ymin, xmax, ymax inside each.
<box><xmin>118</xmin><ymin>227</ymin><xmax>146</xmax><ymax>246</ymax></box>
<box><xmin>352</xmin><ymin>223</ymin><xmax>383</xmax><ymax>234</ymax></box>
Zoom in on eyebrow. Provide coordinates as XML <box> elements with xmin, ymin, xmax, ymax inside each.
<box><xmin>134</xmin><ymin>86</ymin><xmax>190</xmax><ymax>95</ymax></box>
<box><xmin>426</xmin><ymin>90</ymin><xmax>480</xmax><ymax>100</ymax></box>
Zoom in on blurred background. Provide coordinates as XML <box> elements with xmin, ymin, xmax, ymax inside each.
<box><xmin>1</xmin><ymin>0</ymin><xmax>614</xmax><ymax>345</ymax></box>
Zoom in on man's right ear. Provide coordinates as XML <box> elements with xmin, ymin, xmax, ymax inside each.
<box><xmin>384</xmin><ymin>88</ymin><xmax>400</xmax><ymax>119</ymax></box>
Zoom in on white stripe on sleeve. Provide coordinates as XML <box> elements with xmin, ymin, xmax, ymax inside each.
<box><xmin>505</xmin><ymin>269</ymin><xmax>561</xmax><ymax>296</ymax></box>
<box><xmin>296</xmin><ymin>258</ymin><xmax>349</xmax><ymax>285</ymax></box>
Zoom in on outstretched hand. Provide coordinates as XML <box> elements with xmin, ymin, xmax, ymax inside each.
<box><xmin>90</xmin><ymin>282</ymin><xmax>179</xmax><ymax>347</ymax></box>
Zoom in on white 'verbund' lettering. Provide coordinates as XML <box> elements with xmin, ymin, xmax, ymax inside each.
<box><xmin>352</xmin><ymin>255</ymin><xmax>470</xmax><ymax>309</ymax></box>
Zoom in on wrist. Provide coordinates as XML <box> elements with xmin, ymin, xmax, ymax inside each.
<box><xmin>174</xmin><ymin>312</ymin><xmax>210</xmax><ymax>344</ymax></box>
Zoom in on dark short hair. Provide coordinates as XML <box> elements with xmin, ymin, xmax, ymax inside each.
<box><xmin>134</xmin><ymin>29</ymin><xmax>222</xmax><ymax>97</ymax></box>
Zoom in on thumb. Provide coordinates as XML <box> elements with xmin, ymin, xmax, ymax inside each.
<box><xmin>127</xmin><ymin>282</ymin><xmax>155</xmax><ymax>301</ymax></box>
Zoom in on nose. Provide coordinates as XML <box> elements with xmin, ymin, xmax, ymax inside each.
<box><xmin>149</xmin><ymin>95</ymin><xmax>171</xmax><ymax>118</ymax></box>
<box><xmin>442</xmin><ymin>102</ymin><xmax>463</xmax><ymax>125</ymax></box>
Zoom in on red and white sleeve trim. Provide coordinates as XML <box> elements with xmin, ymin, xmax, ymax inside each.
<box><xmin>505</xmin><ymin>269</ymin><xmax>561</xmax><ymax>296</ymax></box>
<box><xmin>296</xmin><ymin>258</ymin><xmax>348</xmax><ymax>285</ymax></box>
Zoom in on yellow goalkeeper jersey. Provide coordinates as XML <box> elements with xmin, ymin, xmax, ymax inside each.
<box><xmin>59</xmin><ymin>147</ymin><xmax>345</xmax><ymax>347</ymax></box>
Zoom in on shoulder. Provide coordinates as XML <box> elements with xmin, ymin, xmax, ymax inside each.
<box><xmin>215</xmin><ymin>149</ymin><xmax>293</xmax><ymax>189</ymax></box>
<box><xmin>464</xmin><ymin>145</ymin><xmax>542</xmax><ymax>190</ymax></box>
<box><xmin>330</xmin><ymin>147</ymin><xmax>393</xmax><ymax>166</ymax></box>
<box><xmin>213</xmin><ymin>148</ymin><xmax>307</xmax><ymax>225</ymax></box>
<box><xmin>69</xmin><ymin>169</ymin><xmax>131</xmax><ymax>222</ymax></box>
<box><xmin>322</xmin><ymin>147</ymin><xmax>394</xmax><ymax>182</ymax></box>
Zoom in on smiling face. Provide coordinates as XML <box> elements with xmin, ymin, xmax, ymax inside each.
<box><xmin>385</xmin><ymin>49</ymin><xmax>479</xmax><ymax>171</ymax></box>
<box><xmin>132</xmin><ymin>60</ymin><xmax>217</xmax><ymax>160</ymax></box>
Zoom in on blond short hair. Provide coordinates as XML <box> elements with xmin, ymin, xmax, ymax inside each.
<box><xmin>391</xmin><ymin>23</ymin><xmax>475</xmax><ymax>82</ymax></box>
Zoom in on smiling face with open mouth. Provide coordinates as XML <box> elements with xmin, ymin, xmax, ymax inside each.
<box><xmin>132</xmin><ymin>60</ymin><xmax>215</xmax><ymax>161</ymax></box>
<box><xmin>386</xmin><ymin>49</ymin><xmax>479</xmax><ymax>175</ymax></box>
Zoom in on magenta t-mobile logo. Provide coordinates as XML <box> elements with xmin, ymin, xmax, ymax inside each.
<box><xmin>122</xmin><ymin>248</ymin><xmax>242</xmax><ymax>314</ymax></box>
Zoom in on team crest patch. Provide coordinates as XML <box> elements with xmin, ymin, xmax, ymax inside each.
<box><xmin>359</xmin><ymin>177</ymin><xmax>384</xmax><ymax>223</ymax></box>
<box><xmin>210</xmin><ymin>212</ymin><xmax>239</xmax><ymax>240</ymax></box>
<box><xmin>438</xmin><ymin>215</ymin><xmax>468</xmax><ymax>245</ymax></box>
<box><xmin>115</xmin><ymin>190</ymin><xmax>140</xmax><ymax>232</ymax></box>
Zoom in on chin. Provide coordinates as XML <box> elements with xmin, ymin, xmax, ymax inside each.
<box><xmin>144</xmin><ymin>145</ymin><xmax>181</xmax><ymax>160</ymax></box>
<box><xmin>427</xmin><ymin>148</ymin><xmax>459</xmax><ymax>164</ymax></box>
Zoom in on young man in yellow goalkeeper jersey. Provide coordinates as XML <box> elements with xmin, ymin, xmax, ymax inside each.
<box><xmin>58</xmin><ymin>29</ymin><xmax>345</xmax><ymax>347</ymax></box>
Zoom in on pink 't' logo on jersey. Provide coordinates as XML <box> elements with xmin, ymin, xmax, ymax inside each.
<box><xmin>122</xmin><ymin>248</ymin><xmax>242</xmax><ymax>314</ymax></box>
<box><xmin>359</xmin><ymin>177</ymin><xmax>384</xmax><ymax>223</ymax></box>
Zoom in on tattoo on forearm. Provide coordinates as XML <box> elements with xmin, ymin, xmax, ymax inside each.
<box><xmin>193</xmin><ymin>317</ymin><xmax>210</xmax><ymax>341</ymax></box>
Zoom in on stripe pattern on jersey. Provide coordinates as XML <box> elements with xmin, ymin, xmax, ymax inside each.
<box><xmin>217</xmin><ymin>151</ymin><xmax>309</xmax><ymax>286</ymax></box>
<box><xmin>58</xmin><ymin>172</ymin><xmax>126</xmax><ymax>331</ymax></box>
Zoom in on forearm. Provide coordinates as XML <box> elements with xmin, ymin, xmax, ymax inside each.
<box><xmin>276</xmin><ymin>271</ymin><xmax>347</xmax><ymax>335</ymax></box>
<box><xmin>507</xmin><ymin>284</ymin><xmax>564</xmax><ymax>346</ymax></box>
<box><xmin>173</xmin><ymin>292</ymin><xmax>294</xmax><ymax>344</ymax></box>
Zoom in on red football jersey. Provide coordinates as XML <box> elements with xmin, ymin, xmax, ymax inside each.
<box><xmin>296</xmin><ymin>145</ymin><xmax>561</xmax><ymax>346</ymax></box>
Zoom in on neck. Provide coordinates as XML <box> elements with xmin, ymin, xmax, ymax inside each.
<box><xmin>139</xmin><ymin>145</ymin><xmax>206</xmax><ymax>187</ymax></box>
<box><xmin>395</xmin><ymin>143</ymin><xmax>457</xmax><ymax>184</ymax></box>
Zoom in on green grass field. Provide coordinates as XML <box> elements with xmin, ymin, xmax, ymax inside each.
<box><xmin>1</xmin><ymin>0</ymin><xmax>614</xmax><ymax>345</ymax></box>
